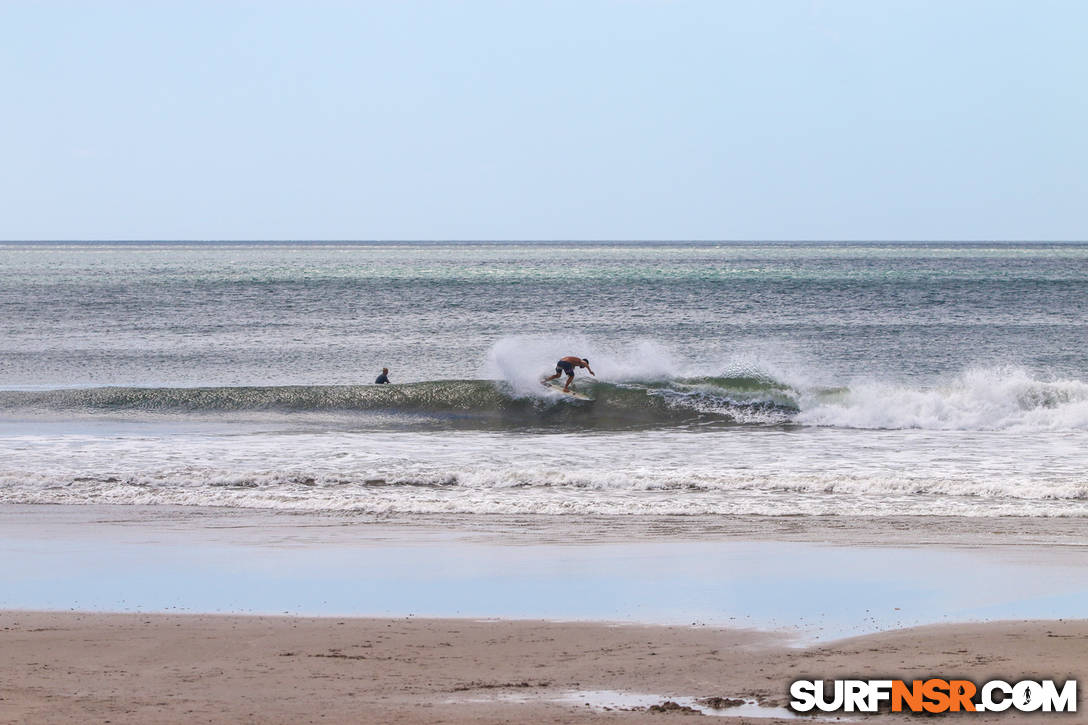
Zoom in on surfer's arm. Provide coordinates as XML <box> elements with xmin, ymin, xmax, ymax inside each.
<box><xmin>585</xmin><ymin>364</ymin><xmax>595</xmax><ymax>376</ymax></box>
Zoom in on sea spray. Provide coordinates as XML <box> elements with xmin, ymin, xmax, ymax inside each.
<box><xmin>484</xmin><ymin>335</ymin><xmax>680</xmax><ymax>393</ymax></box>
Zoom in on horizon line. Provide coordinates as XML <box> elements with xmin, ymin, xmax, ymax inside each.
<box><xmin>3</xmin><ymin>239</ymin><xmax>1087</xmax><ymax>244</ymax></box>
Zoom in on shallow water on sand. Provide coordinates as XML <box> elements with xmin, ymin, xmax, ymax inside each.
<box><xmin>4</xmin><ymin>507</ymin><xmax>1086</xmax><ymax>641</ymax></box>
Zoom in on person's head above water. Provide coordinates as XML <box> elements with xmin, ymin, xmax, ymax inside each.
<box><xmin>382</xmin><ymin>367</ymin><xmax>388</xmax><ymax>374</ymax></box>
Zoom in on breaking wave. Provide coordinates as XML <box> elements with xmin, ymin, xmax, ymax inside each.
<box><xmin>797</xmin><ymin>368</ymin><xmax>1088</xmax><ymax>431</ymax></box>
<box><xmin>1</xmin><ymin>368</ymin><xmax>1084</xmax><ymax>433</ymax></box>
<box><xmin>0</xmin><ymin>377</ymin><xmax>799</xmax><ymax>430</ymax></box>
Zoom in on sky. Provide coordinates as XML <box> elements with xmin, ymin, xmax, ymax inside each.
<box><xmin>2</xmin><ymin>0</ymin><xmax>1086</xmax><ymax>241</ymax></box>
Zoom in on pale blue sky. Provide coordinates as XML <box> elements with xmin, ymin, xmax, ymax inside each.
<box><xmin>2</xmin><ymin>0</ymin><xmax>1086</xmax><ymax>240</ymax></box>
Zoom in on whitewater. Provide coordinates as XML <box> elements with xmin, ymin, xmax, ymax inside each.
<box><xmin>1</xmin><ymin>241</ymin><xmax>1086</xmax><ymax>518</ymax></box>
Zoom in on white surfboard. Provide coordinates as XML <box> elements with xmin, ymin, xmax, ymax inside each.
<box><xmin>542</xmin><ymin>381</ymin><xmax>594</xmax><ymax>401</ymax></box>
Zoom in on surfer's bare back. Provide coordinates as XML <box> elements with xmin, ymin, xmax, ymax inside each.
<box><xmin>543</xmin><ymin>356</ymin><xmax>595</xmax><ymax>392</ymax></box>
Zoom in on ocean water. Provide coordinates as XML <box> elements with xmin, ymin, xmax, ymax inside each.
<box><xmin>2</xmin><ymin>241</ymin><xmax>1086</xmax><ymax>517</ymax></box>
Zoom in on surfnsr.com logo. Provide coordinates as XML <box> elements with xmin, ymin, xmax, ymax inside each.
<box><xmin>790</xmin><ymin>679</ymin><xmax>1077</xmax><ymax>714</ymax></box>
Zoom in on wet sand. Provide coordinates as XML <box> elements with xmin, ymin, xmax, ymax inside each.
<box><xmin>1</xmin><ymin>612</ymin><xmax>1084</xmax><ymax>724</ymax></box>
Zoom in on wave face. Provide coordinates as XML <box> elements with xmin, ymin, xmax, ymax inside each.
<box><xmin>0</xmin><ymin>377</ymin><xmax>799</xmax><ymax>431</ymax></box>
<box><xmin>4</xmin><ymin>366</ymin><xmax>1087</xmax><ymax>433</ymax></box>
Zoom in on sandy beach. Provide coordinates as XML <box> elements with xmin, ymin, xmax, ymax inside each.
<box><xmin>1</xmin><ymin>612</ymin><xmax>1083</xmax><ymax>724</ymax></box>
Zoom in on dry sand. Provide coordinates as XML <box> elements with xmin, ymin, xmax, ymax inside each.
<box><xmin>1</xmin><ymin>612</ymin><xmax>1083</xmax><ymax>724</ymax></box>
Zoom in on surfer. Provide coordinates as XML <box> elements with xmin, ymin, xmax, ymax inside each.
<box><xmin>542</xmin><ymin>356</ymin><xmax>595</xmax><ymax>392</ymax></box>
<box><xmin>375</xmin><ymin>367</ymin><xmax>390</xmax><ymax>384</ymax></box>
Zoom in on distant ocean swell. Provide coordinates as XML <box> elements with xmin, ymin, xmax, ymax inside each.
<box><xmin>3</xmin><ymin>367</ymin><xmax>1087</xmax><ymax>432</ymax></box>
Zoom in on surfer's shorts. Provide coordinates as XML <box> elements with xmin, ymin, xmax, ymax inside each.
<box><xmin>556</xmin><ymin>360</ymin><xmax>575</xmax><ymax>375</ymax></box>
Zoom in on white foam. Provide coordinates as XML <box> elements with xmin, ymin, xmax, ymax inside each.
<box><xmin>798</xmin><ymin>367</ymin><xmax>1088</xmax><ymax>431</ymax></box>
<box><xmin>2</xmin><ymin>424</ymin><xmax>1086</xmax><ymax>516</ymax></box>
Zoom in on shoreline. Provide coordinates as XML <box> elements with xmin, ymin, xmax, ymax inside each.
<box><xmin>2</xmin><ymin>612</ymin><xmax>1084</xmax><ymax>724</ymax></box>
<box><xmin>4</xmin><ymin>503</ymin><xmax>1088</xmax><ymax>548</ymax></box>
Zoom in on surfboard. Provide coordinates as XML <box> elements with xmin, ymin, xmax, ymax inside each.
<box><xmin>542</xmin><ymin>381</ymin><xmax>594</xmax><ymax>401</ymax></box>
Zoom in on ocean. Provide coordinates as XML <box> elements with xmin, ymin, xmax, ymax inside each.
<box><xmin>2</xmin><ymin>241</ymin><xmax>1086</xmax><ymax>518</ymax></box>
